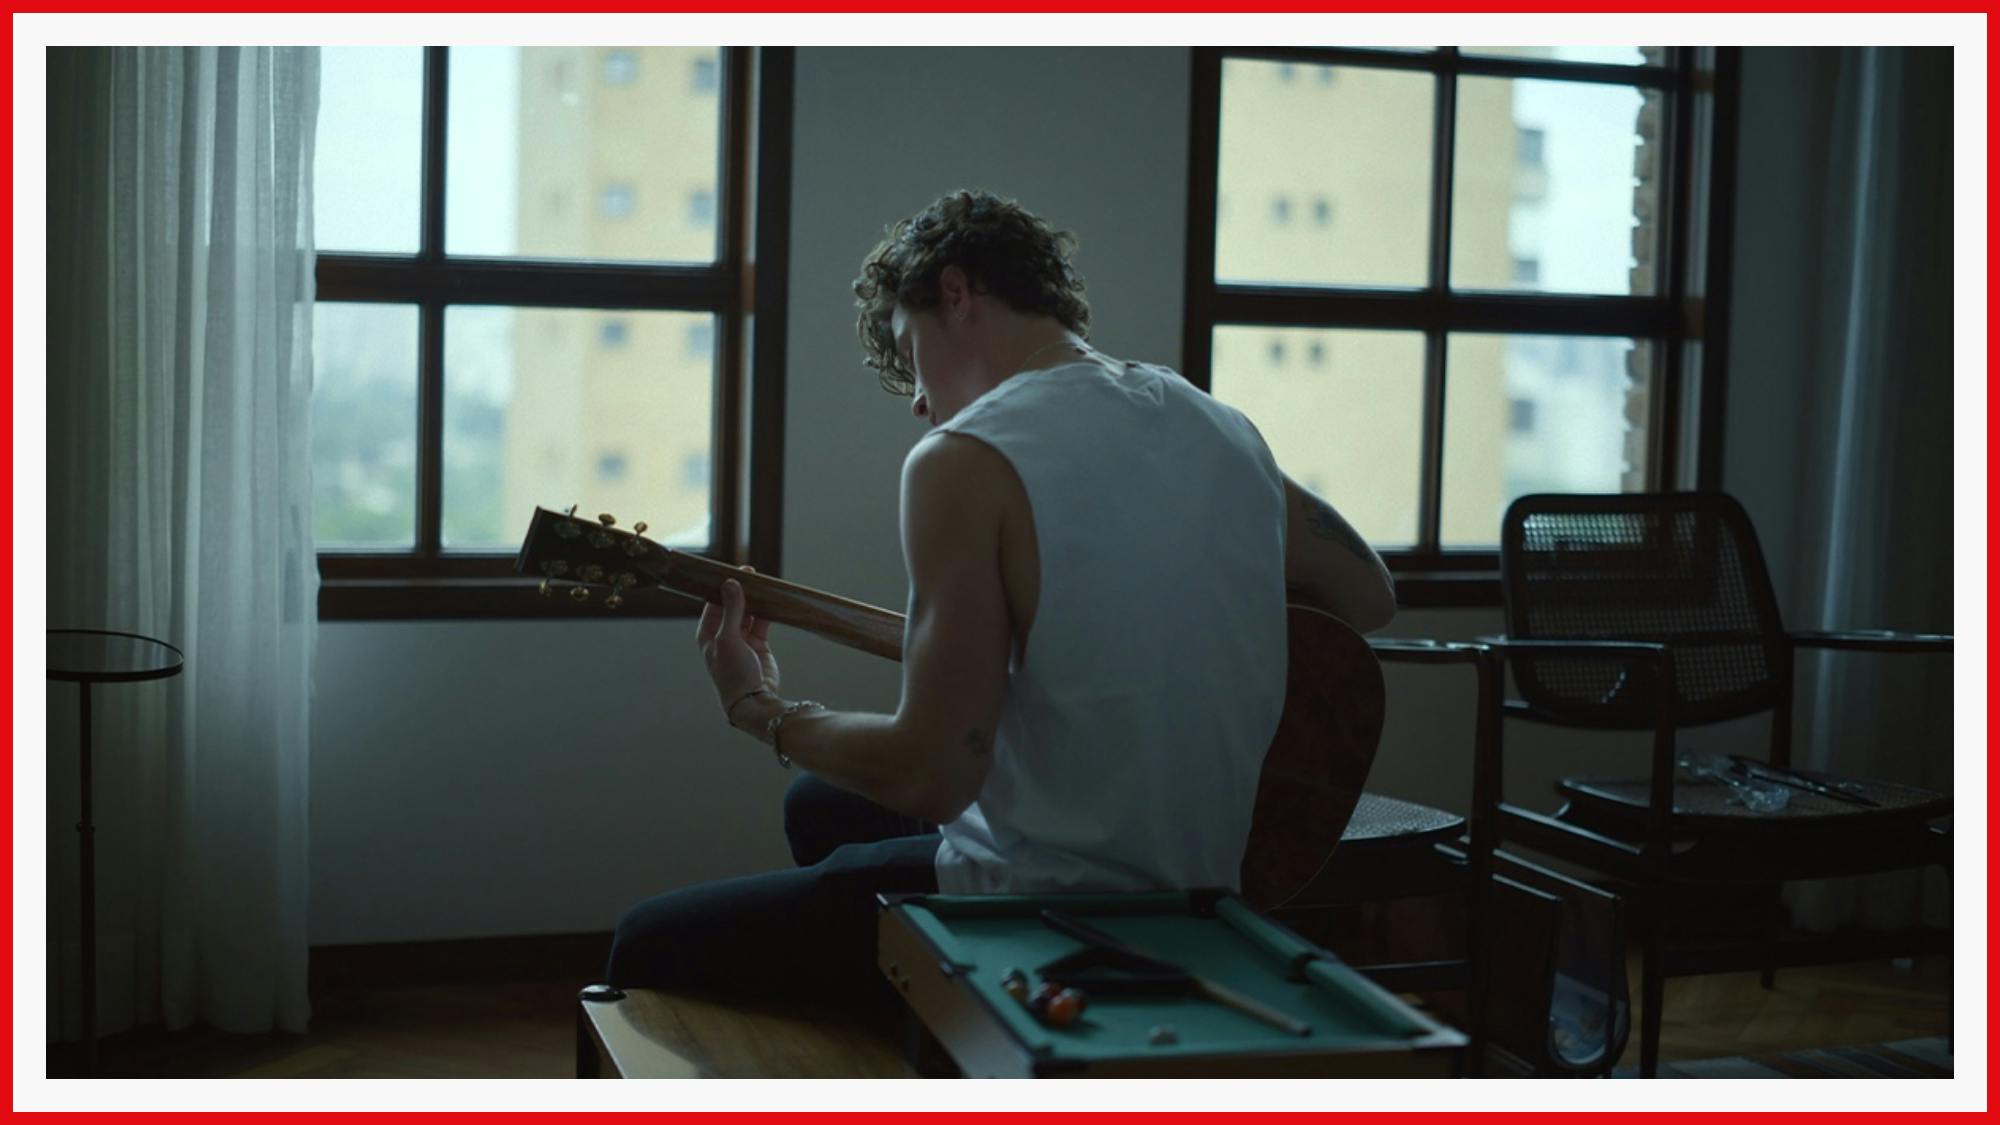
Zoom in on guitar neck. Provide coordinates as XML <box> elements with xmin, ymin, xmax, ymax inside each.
<box><xmin>656</xmin><ymin>549</ymin><xmax>907</xmax><ymax>662</ymax></box>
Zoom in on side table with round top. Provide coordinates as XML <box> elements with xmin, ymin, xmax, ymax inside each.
<box><xmin>46</xmin><ymin>628</ymin><xmax>184</xmax><ymax>1073</ymax></box>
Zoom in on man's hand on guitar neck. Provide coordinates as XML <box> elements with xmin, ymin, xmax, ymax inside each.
<box><xmin>696</xmin><ymin>568</ymin><xmax>783</xmax><ymax>733</ymax></box>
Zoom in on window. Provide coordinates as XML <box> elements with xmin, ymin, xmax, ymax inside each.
<box><xmin>312</xmin><ymin>47</ymin><xmax>793</xmax><ymax>619</ymax></box>
<box><xmin>1186</xmin><ymin>47</ymin><xmax>1736</xmax><ymax>604</ymax></box>
<box><xmin>681</xmin><ymin>452</ymin><xmax>711</xmax><ymax>490</ymax></box>
<box><xmin>598</xmin><ymin>182</ymin><xmax>635</xmax><ymax>219</ymax></box>
<box><xmin>686</xmin><ymin>319</ymin><xmax>714</xmax><ymax>358</ymax></box>
<box><xmin>1516</xmin><ymin>125</ymin><xmax>1546</xmax><ymax>168</ymax></box>
<box><xmin>693</xmin><ymin>56</ymin><xmax>719</xmax><ymax>93</ymax></box>
<box><xmin>602</xmin><ymin>50</ymin><xmax>637</xmax><ymax>86</ymax></box>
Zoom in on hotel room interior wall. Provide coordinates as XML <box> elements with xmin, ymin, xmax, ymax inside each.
<box><xmin>307</xmin><ymin>47</ymin><xmax>1193</xmax><ymax>945</ymax></box>
<box><xmin>779</xmin><ymin>47</ymin><xmax>1193</xmax><ymax>615</ymax></box>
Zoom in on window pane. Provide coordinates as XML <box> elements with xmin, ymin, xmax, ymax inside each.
<box><xmin>446</xmin><ymin>47</ymin><xmax>724</xmax><ymax>263</ymax></box>
<box><xmin>313</xmin><ymin>304</ymin><xmax>420</xmax><ymax>548</ymax></box>
<box><xmin>1211</xmin><ymin>327</ymin><xmax>1426</xmax><ymax>548</ymax></box>
<box><xmin>1216</xmin><ymin>60</ymin><xmax>1434</xmax><ymax>289</ymax></box>
<box><xmin>444</xmin><ymin>307</ymin><xmax>717</xmax><ymax>551</ymax></box>
<box><xmin>1451</xmin><ymin>76</ymin><xmax>1654</xmax><ymax>295</ymax></box>
<box><xmin>1441</xmin><ymin>333</ymin><xmax>1650</xmax><ymax>546</ymax></box>
<box><xmin>315</xmin><ymin>47</ymin><xmax>424</xmax><ymax>254</ymax></box>
<box><xmin>1462</xmin><ymin>46</ymin><xmax>1658</xmax><ymax>67</ymax></box>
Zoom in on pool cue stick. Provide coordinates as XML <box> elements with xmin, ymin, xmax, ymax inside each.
<box><xmin>1039</xmin><ymin>910</ymin><xmax>1312</xmax><ymax>1038</ymax></box>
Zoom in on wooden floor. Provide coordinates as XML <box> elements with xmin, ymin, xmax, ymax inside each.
<box><xmin>48</xmin><ymin>978</ymin><xmax>583</xmax><ymax>1079</ymax></box>
<box><xmin>48</xmin><ymin>953</ymin><xmax>1951</xmax><ymax>1079</ymax></box>
<box><xmin>1608</xmin><ymin>955</ymin><xmax>1953</xmax><ymax>1074</ymax></box>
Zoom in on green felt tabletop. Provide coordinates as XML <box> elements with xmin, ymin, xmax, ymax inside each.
<box><xmin>889</xmin><ymin>892</ymin><xmax>1433</xmax><ymax>1062</ymax></box>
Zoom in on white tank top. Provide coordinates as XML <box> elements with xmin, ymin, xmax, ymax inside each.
<box><xmin>926</xmin><ymin>357</ymin><xmax>1289</xmax><ymax>893</ymax></box>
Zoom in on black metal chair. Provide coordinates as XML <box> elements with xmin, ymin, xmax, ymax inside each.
<box><xmin>1486</xmin><ymin>492</ymin><xmax>1951</xmax><ymax>1077</ymax></box>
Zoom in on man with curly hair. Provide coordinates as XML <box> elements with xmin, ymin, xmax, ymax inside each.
<box><xmin>608</xmin><ymin>190</ymin><xmax>1393</xmax><ymax>1006</ymax></box>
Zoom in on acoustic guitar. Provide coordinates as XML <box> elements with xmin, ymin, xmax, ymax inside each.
<box><xmin>517</xmin><ymin>505</ymin><xmax>1385</xmax><ymax>909</ymax></box>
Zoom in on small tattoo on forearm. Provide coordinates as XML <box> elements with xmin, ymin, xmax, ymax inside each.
<box><xmin>964</xmin><ymin>728</ymin><xmax>991</xmax><ymax>758</ymax></box>
<box><xmin>1304</xmin><ymin>496</ymin><xmax>1373</xmax><ymax>560</ymax></box>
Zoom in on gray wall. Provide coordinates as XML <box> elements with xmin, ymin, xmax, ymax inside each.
<box><xmin>308</xmin><ymin>47</ymin><xmax>1931</xmax><ymax>944</ymax></box>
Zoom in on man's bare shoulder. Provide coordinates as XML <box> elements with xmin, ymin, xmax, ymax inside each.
<box><xmin>900</xmin><ymin>433</ymin><xmax>1030</xmax><ymax>565</ymax></box>
<box><xmin>903</xmin><ymin>431</ymin><xmax>1016</xmax><ymax>499</ymax></box>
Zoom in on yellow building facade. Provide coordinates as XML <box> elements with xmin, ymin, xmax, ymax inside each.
<box><xmin>504</xmin><ymin>47</ymin><xmax>722</xmax><ymax>547</ymax></box>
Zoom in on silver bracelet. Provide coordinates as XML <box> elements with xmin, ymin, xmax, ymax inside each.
<box><xmin>765</xmin><ymin>699</ymin><xmax>826</xmax><ymax>768</ymax></box>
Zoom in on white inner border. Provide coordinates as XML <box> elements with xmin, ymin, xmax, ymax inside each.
<box><xmin>14</xmin><ymin>10</ymin><xmax>1988</xmax><ymax>1114</ymax></box>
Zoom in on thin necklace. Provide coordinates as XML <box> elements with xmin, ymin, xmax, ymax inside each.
<box><xmin>1012</xmin><ymin>338</ymin><xmax>1090</xmax><ymax>376</ymax></box>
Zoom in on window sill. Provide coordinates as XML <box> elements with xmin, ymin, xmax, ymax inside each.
<box><xmin>319</xmin><ymin>570</ymin><xmax>1499</xmax><ymax>619</ymax></box>
<box><xmin>1384</xmin><ymin>562</ymin><xmax>1503</xmax><ymax>609</ymax></box>
<box><xmin>318</xmin><ymin>577</ymin><xmax>705</xmax><ymax>622</ymax></box>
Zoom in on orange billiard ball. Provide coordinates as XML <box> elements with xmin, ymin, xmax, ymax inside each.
<box><xmin>1044</xmin><ymin>987</ymin><xmax>1087</xmax><ymax>1028</ymax></box>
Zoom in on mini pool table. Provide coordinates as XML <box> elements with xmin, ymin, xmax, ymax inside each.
<box><xmin>877</xmin><ymin>890</ymin><xmax>1465</xmax><ymax>1077</ymax></box>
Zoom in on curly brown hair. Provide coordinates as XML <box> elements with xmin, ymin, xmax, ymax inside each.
<box><xmin>852</xmin><ymin>190</ymin><xmax>1092</xmax><ymax>395</ymax></box>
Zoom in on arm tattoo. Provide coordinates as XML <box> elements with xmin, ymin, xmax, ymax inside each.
<box><xmin>964</xmin><ymin>728</ymin><xmax>991</xmax><ymax>758</ymax></box>
<box><xmin>1303</xmin><ymin>495</ymin><xmax>1375</xmax><ymax>561</ymax></box>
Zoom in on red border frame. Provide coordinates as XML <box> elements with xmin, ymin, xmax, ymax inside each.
<box><xmin>7</xmin><ymin>11</ymin><xmax>1988</xmax><ymax>1116</ymax></box>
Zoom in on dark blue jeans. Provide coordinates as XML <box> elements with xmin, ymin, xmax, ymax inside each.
<box><xmin>605</xmin><ymin>774</ymin><xmax>940</xmax><ymax>1005</ymax></box>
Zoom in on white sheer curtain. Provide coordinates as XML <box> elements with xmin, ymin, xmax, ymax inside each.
<box><xmin>1781</xmin><ymin>47</ymin><xmax>1954</xmax><ymax>930</ymax></box>
<box><xmin>46</xmin><ymin>47</ymin><xmax>319</xmax><ymax>1038</ymax></box>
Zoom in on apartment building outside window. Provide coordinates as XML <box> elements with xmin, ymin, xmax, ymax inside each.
<box><xmin>1185</xmin><ymin>46</ymin><xmax>1738</xmax><ymax>604</ymax></box>
<box><xmin>311</xmin><ymin>46</ymin><xmax>793</xmax><ymax>618</ymax></box>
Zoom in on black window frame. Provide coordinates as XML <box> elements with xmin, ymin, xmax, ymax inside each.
<box><xmin>315</xmin><ymin>46</ymin><xmax>795</xmax><ymax>621</ymax></box>
<box><xmin>1182</xmin><ymin>46</ymin><xmax>1741</xmax><ymax>607</ymax></box>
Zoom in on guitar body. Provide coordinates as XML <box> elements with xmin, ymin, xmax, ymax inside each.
<box><xmin>1239</xmin><ymin>606</ymin><xmax>1386</xmax><ymax>910</ymax></box>
<box><xmin>519</xmin><ymin>507</ymin><xmax>1385</xmax><ymax>910</ymax></box>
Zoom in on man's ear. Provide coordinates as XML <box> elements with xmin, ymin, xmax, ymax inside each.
<box><xmin>938</xmin><ymin>265</ymin><xmax>970</xmax><ymax>322</ymax></box>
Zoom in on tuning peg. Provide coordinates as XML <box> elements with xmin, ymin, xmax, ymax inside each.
<box><xmin>599</xmin><ymin>513</ymin><xmax>617</xmax><ymax>527</ymax></box>
<box><xmin>569</xmin><ymin>585</ymin><xmax>590</xmax><ymax>602</ymax></box>
<box><xmin>614</xmin><ymin>572</ymin><xmax>638</xmax><ymax>589</ymax></box>
<box><xmin>633</xmin><ymin>521</ymin><xmax>648</xmax><ymax>536</ymax></box>
<box><xmin>580</xmin><ymin>564</ymin><xmax>605</xmax><ymax>583</ymax></box>
<box><xmin>538</xmin><ymin>579</ymin><xmax>553</xmax><ymax>597</ymax></box>
<box><xmin>605</xmin><ymin>593</ymin><xmax>625</xmax><ymax>610</ymax></box>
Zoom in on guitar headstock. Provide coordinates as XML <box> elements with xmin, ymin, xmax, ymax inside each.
<box><xmin>515</xmin><ymin>505</ymin><xmax>672</xmax><ymax>608</ymax></box>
